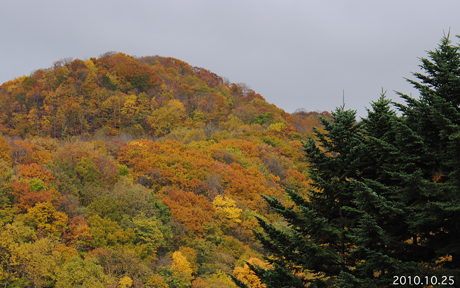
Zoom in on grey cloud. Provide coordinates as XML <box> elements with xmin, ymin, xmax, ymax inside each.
<box><xmin>1</xmin><ymin>0</ymin><xmax>459</xmax><ymax>117</ymax></box>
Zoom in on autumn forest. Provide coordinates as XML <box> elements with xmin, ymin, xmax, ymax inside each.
<box><xmin>1</xmin><ymin>34</ymin><xmax>460</xmax><ymax>288</ymax></box>
<box><xmin>0</xmin><ymin>51</ymin><xmax>328</xmax><ymax>287</ymax></box>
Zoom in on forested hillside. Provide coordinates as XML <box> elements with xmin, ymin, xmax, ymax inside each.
<box><xmin>3</xmin><ymin>34</ymin><xmax>459</xmax><ymax>288</ymax></box>
<box><xmin>0</xmin><ymin>52</ymin><xmax>329</xmax><ymax>287</ymax></box>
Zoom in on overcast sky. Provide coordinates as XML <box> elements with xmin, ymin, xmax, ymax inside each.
<box><xmin>1</xmin><ymin>1</ymin><xmax>460</xmax><ymax>118</ymax></box>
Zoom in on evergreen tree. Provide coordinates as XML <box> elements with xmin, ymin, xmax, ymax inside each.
<box><xmin>243</xmin><ymin>107</ymin><xmax>367</xmax><ymax>287</ymax></box>
<box><xmin>348</xmin><ymin>93</ymin><xmax>428</xmax><ymax>286</ymax></box>
<box><xmin>396</xmin><ymin>33</ymin><xmax>460</xmax><ymax>272</ymax></box>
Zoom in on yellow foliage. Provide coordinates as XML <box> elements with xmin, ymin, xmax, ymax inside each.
<box><xmin>213</xmin><ymin>195</ymin><xmax>242</xmax><ymax>223</ymax></box>
<box><xmin>435</xmin><ymin>254</ymin><xmax>453</xmax><ymax>267</ymax></box>
<box><xmin>84</xmin><ymin>59</ymin><xmax>98</xmax><ymax>74</ymax></box>
<box><xmin>266</xmin><ymin>122</ymin><xmax>286</xmax><ymax>132</ymax></box>
<box><xmin>166</xmin><ymin>127</ymin><xmax>207</xmax><ymax>144</ymax></box>
<box><xmin>0</xmin><ymin>221</ymin><xmax>37</xmax><ymax>284</ymax></box>
<box><xmin>172</xmin><ymin>251</ymin><xmax>194</xmax><ymax>282</ymax></box>
<box><xmin>222</xmin><ymin>115</ymin><xmax>243</xmax><ymax>132</ymax></box>
<box><xmin>6</xmin><ymin>76</ymin><xmax>26</xmax><ymax>92</ymax></box>
<box><xmin>172</xmin><ymin>251</ymin><xmax>193</xmax><ymax>274</ymax></box>
<box><xmin>15</xmin><ymin>237</ymin><xmax>60</xmax><ymax>288</ymax></box>
<box><xmin>178</xmin><ymin>246</ymin><xmax>198</xmax><ymax>274</ymax></box>
<box><xmin>106</xmin><ymin>72</ymin><xmax>120</xmax><ymax>86</ymax></box>
<box><xmin>192</xmin><ymin>110</ymin><xmax>206</xmax><ymax>122</ymax></box>
<box><xmin>233</xmin><ymin>258</ymin><xmax>272</xmax><ymax>288</ymax></box>
<box><xmin>54</xmin><ymin>243</ymin><xmax>78</xmax><ymax>263</ymax></box>
<box><xmin>205</xmin><ymin>270</ymin><xmax>238</xmax><ymax>288</ymax></box>
<box><xmin>87</xmin><ymin>215</ymin><xmax>135</xmax><ymax>248</ymax></box>
<box><xmin>183</xmin><ymin>129</ymin><xmax>207</xmax><ymax>144</ymax></box>
<box><xmin>168</xmin><ymin>99</ymin><xmax>186</xmax><ymax>114</ymax></box>
<box><xmin>119</xmin><ymin>276</ymin><xmax>133</xmax><ymax>288</ymax></box>
<box><xmin>121</xmin><ymin>94</ymin><xmax>138</xmax><ymax>116</ymax></box>
<box><xmin>148</xmin><ymin>100</ymin><xmax>187</xmax><ymax>136</ymax></box>
<box><xmin>147</xmin><ymin>274</ymin><xmax>169</xmax><ymax>288</ymax></box>
<box><xmin>26</xmin><ymin>202</ymin><xmax>68</xmax><ymax>238</ymax></box>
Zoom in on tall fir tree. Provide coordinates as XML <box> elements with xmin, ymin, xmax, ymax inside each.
<box><xmin>348</xmin><ymin>93</ymin><xmax>428</xmax><ymax>286</ymax></box>
<box><xmin>396</xmin><ymin>33</ymin><xmax>460</xmax><ymax>273</ymax></box>
<box><xmin>241</xmin><ymin>107</ymin><xmax>367</xmax><ymax>287</ymax></box>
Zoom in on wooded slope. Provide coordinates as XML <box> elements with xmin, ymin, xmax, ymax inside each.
<box><xmin>0</xmin><ymin>53</ymin><xmax>327</xmax><ymax>287</ymax></box>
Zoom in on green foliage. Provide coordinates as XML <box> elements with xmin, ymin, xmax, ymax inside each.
<box><xmin>252</xmin><ymin>112</ymin><xmax>273</xmax><ymax>125</ymax></box>
<box><xmin>87</xmin><ymin>215</ymin><xmax>135</xmax><ymax>248</ymax></box>
<box><xmin>132</xmin><ymin>214</ymin><xmax>170</xmax><ymax>260</ymax></box>
<box><xmin>117</xmin><ymin>164</ymin><xmax>132</xmax><ymax>180</ymax></box>
<box><xmin>261</xmin><ymin>135</ymin><xmax>283</xmax><ymax>147</ymax></box>
<box><xmin>131</xmin><ymin>73</ymin><xmax>152</xmax><ymax>91</ymax></box>
<box><xmin>22</xmin><ymin>76</ymin><xmax>37</xmax><ymax>91</ymax></box>
<box><xmin>0</xmin><ymin>175</ymin><xmax>12</xmax><ymax>209</ymax></box>
<box><xmin>88</xmin><ymin>197</ymin><xmax>125</xmax><ymax>222</ymax></box>
<box><xmin>109</xmin><ymin>176</ymin><xmax>160</xmax><ymax>219</ymax></box>
<box><xmin>157</xmin><ymin>265</ymin><xmax>191</xmax><ymax>288</ymax></box>
<box><xmin>150</xmin><ymin>196</ymin><xmax>171</xmax><ymax>222</ymax></box>
<box><xmin>101</xmin><ymin>73</ymin><xmax>117</xmax><ymax>91</ymax></box>
<box><xmin>395</xmin><ymin>33</ymin><xmax>460</xmax><ymax>273</ymax></box>
<box><xmin>28</xmin><ymin>178</ymin><xmax>46</xmax><ymax>192</ymax></box>
<box><xmin>75</xmin><ymin>157</ymin><xmax>100</xmax><ymax>185</ymax></box>
<box><xmin>88</xmin><ymin>247</ymin><xmax>152</xmax><ymax>284</ymax></box>
<box><xmin>55</xmin><ymin>256</ymin><xmax>109</xmax><ymax>288</ymax></box>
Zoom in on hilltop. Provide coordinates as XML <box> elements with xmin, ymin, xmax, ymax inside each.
<box><xmin>0</xmin><ymin>52</ymin><xmax>328</xmax><ymax>140</ymax></box>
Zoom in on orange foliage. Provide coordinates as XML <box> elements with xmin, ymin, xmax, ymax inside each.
<box><xmin>433</xmin><ymin>172</ymin><xmax>443</xmax><ymax>183</ymax></box>
<box><xmin>63</xmin><ymin>216</ymin><xmax>93</xmax><ymax>251</ymax></box>
<box><xmin>223</xmin><ymin>163</ymin><xmax>270</xmax><ymax>211</ymax></box>
<box><xmin>11</xmin><ymin>140</ymin><xmax>34</xmax><ymax>164</ymax></box>
<box><xmin>10</xmin><ymin>181</ymin><xmax>58</xmax><ymax>212</ymax></box>
<box><xmin>97</xmin><ymin>52</ymin><xmax>159</xmax><ymax>90</ymax></box>
<box><xmin>17</xmin><ymin>163</ymin><xmax>54</xmax><ymax>184</ymax></box>
<box><xmin>118</xmin><ymin>139</ymin><xmax>161</xmax><ymax>175</ymax></box>
<box><xmin>161</xmin><ymin>188</ymin><xmax>215</xmax><ymax>235</ymax></box>
<box><xmin>55</xmin><ymin>140</ymin><xmax>107</xmax><ymax>168</ymax></box>
<box><xmin>31</xmin><ymin>150</ymin><xmax>54</xmax><ymax>165</ymax></box>
<box><xmin>191</xmin><ymin>277</ymin><xmax>210</xmax><ymax>288</ymax></box>
<box><xmin>0</xmin><ymin>136</ymin><xmax>12</xmax><ymax>165</ymax></box>
<box><xmin>118</xmin><ymin>139</ymin><xmax>215</xmax><ymax>191</ymax></box>
<box><xmin>283</xmin><ymin>169</ymin><xmax>310</xmax><ymax>191</ymax></box>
